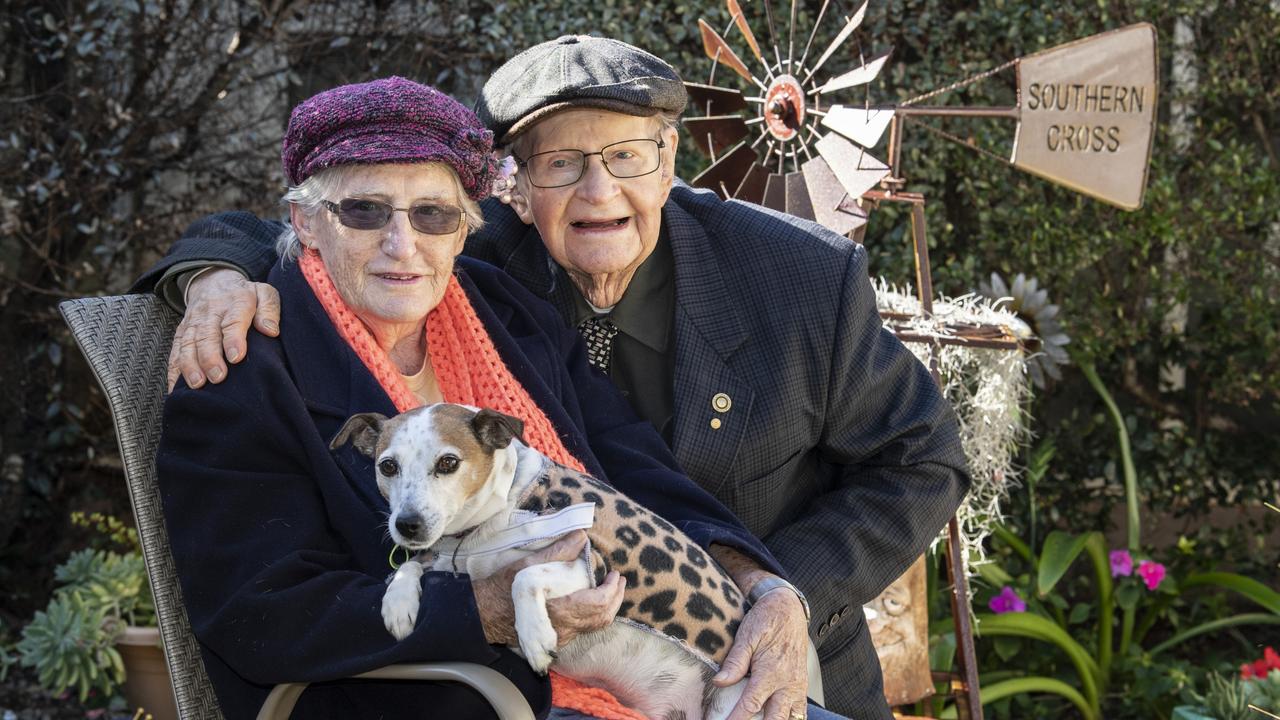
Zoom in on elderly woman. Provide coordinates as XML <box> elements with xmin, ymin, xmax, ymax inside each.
<box><xmin>156</xmin><ymin>76</ymin><xmax>785</xmax><ymax>719</ymax></box>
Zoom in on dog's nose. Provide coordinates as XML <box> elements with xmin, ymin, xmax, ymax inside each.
<box><xmin>394</xmin><ymin>513</ymin><xmax>425</xmax><ymax>541</ymax></box>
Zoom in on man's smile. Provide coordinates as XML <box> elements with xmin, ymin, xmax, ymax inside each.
<box><xmin>570</xmin><ymin>217</ymin><xmax>631</xmax><ymax>231</ymax></box>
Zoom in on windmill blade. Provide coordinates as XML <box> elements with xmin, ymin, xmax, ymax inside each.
<box><xmin>685</xmin><ymin>115</ymin><xmax>751</xmax><ymax>157</ymax></box>
<box><xmin>726</xmin><ymin>0</ymin><xmax>765</xmax><ymax>66</ymax></box>
<box><xmin>762</xmin><ymin>173</ymin><xmax>787</xmax><ymax>211</ymax></box>
<box><xmin>691</xmin><ymin>140</ymin><xmax>758</xmax><ymax>199</ymax></box>
<box><xmin>804</xmin><ymin>0</ymin><xmax>869</xmax><ymax>83</ymax></box>
<box><xmin>787</xmin><ymin>0</ymin><xmax>799</xmax><ymax>68</ymax></box>
<box><xmin>760</xmin><ymin>0</ymin><xmax>783</xmax><ymax>67</ymax></box>
<box><xmin>699</xmin><ymin>19</ymin><xmax>758</xmax><ymax>86</ymax></box>
<box><xmin>802</xmin><ymin>155</ymin><xmax>869</xmax><ymax>234</ymax></box>
<box><xmin>734</xmin><ymin>162</ymin><xmax>770</xmax><ymax>205</ymax></box>
<box><xmin>784</xmin><ymin>170</ymin><xmax>815</xmax><ymax>221</ymax></box>
<box><xmin>821</xmin><ymin>105</ymin><xmax>895</xmax><ymax>147</ymax></box>
<box><xmin>684</xmin><ymin>82</ymin><xmax>748</xmax><ymax>116</ymax></box>
<box><xmin>815</xmin><ymin>132</ymin><xmax>890</xmax><ymax>200</ymax></box>
<box><xmin>796</xmin><ymin>0</ymin><xmax>832</xmax><ymax>71</ymax></box>
<box><xmin>816</xmin><ymin>49</ymin><xmax>892</xmax><ymax>94</ymax></box>
<box><xmin>836</xmin><ymin>193</ymin><xmax>869</xmax><ymax>217</ymax></box>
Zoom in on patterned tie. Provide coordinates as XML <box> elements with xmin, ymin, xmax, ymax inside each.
<box><xmin>578</xmin><ymin>315</ymin><xmax>619</xmax><ymax>373</ymax></box>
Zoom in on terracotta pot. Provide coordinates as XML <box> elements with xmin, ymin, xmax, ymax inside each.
<box><xmin>116</xmin><ymin>626</ymin><xmax>178</xmax><ymax>720</ymax></box>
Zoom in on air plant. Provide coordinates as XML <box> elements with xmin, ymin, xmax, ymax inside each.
<box><xmin>979</xmin><ymin>272</ymin><xmax>1070</xmax><ymax>388</ymax></box>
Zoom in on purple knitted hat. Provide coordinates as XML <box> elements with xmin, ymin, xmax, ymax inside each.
<box><xmin>281</xmin><ymin>76</ymin><xmax>497</xmax><ymax>200</ymax></box>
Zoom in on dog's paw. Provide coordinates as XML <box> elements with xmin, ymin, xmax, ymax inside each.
<box><xmin>514</xmin><ymin>613</ymin><xmax>560</xmax><ymax>674</ymax></box>
<box><xmin>381</xmin><ymin>560</ymin><xmax>424</xmax><ymax>641</ymax></box>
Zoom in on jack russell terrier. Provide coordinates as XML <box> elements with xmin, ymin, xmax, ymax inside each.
<box><xmin>331</xmin><ymin>403</ymin><xmax>760</xmax><ymax>720</ymax></box>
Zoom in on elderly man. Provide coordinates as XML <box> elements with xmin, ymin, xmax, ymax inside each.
<box><xmin>135</xmin><ymin>36</ymin><xmax>969</xmax><ymax>720</ymax></box>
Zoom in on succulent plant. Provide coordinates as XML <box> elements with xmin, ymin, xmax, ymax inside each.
<box><xmin>15</xmin><ymin>515</ymin><xmax>153</xmax><ymax>703</ymax></box>
<box><xmin>979</xmin><ymin>272</ymin><xmax>1071</xmax><ymax>388</ymax></box>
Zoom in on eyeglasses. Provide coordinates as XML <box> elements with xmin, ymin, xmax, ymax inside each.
<box><xmin>514</xmin><ymin>138</ymin><xmax>666</xmax><ymax>189</ymax></box>
<box><xmin>321</xmin><ymin>198</ymin><xmax>463</xmax><ymax>235</ymax></box>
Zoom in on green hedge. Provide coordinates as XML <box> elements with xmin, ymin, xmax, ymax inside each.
<box><xmin>2</xmin><ymin>0</ymin><xmax>1276</xmax><ymax>623</ymax></box>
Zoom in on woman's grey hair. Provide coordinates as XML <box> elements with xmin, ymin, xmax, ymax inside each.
<box><xmin>276</xmin><ymin>164</ymin><xmax>485</xmax><ymax>260</ymax></box>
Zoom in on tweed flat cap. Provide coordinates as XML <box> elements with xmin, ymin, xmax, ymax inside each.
<box><xmin>476</xmin><ymin>35</ymin><xmax>688</xmax><ymax>143</ymax></box>
<box><xmin>281</xmin><ymin>76</ymin><xmax>497</xmax><ymax>200</ymax></box>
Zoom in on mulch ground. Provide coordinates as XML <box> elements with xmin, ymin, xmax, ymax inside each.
<box><xmin>0</xmin><ymin>666</ymin><xmax>115</xmax><ymax>720</ymax></box>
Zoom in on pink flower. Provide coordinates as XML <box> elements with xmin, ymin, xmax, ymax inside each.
<box><xmin>1137</xmin><ymin>560</ymin><xmax>1166</xmax><ymax>590</ymax></box>
<box><xmin>1109</xmin><ymin>550</ymin><xmax>1134</xmax><ymax>577</ymax></box>
<box><xmin>988</xmin><ymin>586</ymin><xmax>1027</xmax><ymax>614</ymax></box>
<box><xmin>490</xmin><ymin>154</ymin><xmax>519</xmax><ymax>197</ymax></box>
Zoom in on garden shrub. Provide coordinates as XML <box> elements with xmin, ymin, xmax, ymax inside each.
<box><xmin>2</xmin><ymin>0</ymin><xmax>1275</xmax><ymax>665</ymax></box>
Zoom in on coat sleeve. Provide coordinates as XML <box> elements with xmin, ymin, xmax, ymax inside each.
<box><xmin>131</xmin><ymin>211</ymin><xmax>283</xmax><ymax>295</ymax></box>
<box><xmin>156</xmin><ymin>354</ymin><xmax>502</xmax><ymax>686</ymax></box>
<box><xmin>762</xmin><ymin>243</ymin><xmax>971</xmax><ymax>629</ymax></box>
<box><xmin>540</xmin><ymin>296</ymin><xmax>787</xmax><ymax>579</ymax></box>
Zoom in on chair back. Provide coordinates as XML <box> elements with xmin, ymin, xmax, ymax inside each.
<box><xmin>60</xmin><ymin>295</ymin><xmax>224</xmax><ymax>720</ymax></box>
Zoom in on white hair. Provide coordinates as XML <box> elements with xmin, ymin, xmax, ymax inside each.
<box><xmin>276</xmin><ymin>163</ymin><xmax>485</xmax><ymax>260</ymax></box>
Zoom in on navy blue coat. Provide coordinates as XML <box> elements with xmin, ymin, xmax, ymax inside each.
<box><xmin>155</xmin><ymin>255</ymin><xmax>781</xmax><ymax>719</ymax></box>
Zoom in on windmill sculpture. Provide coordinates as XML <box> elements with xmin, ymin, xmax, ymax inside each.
<box><xmin>684</xmin><ymin>3</ymin><xmax>1158</xmax><ymax>718</ymax></box>
<box><xmin>688</xmin><ymin>1</ymin><xmax>1157</xmax><ymax>216</ymax></box>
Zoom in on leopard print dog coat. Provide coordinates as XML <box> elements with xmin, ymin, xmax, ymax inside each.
<box><xmin>518</xmin><ymin>461</ymin><xmax>748</xmax><ymax>669</ymax></box>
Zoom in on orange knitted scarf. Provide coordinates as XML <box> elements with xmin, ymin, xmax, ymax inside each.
<box><xmin>298</xmin><ymin>252</ymin><xmax>645</xmax><ymax>719</ymax></box>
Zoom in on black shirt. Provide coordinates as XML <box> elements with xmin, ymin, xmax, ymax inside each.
<box><xmin>567</xmin><ymin>230</ymin><xmax>676</xmax><ymax>443</ymax></box>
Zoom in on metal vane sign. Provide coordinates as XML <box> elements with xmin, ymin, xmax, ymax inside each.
<box><xmin>1013</xmin><ymin>24</ymin><xmax>1158</xmax><ymax>210</ymax></box>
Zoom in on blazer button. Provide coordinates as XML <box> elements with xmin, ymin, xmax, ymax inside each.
<box><xmin>711</xmin><ymin>393</ymin><xmax>732</xmax><ymax>413</ymax></box>
<box><xmin>829</xmin><ymin>612</ymin><xmax>841</xmax><ymax>628</ymax></box>
<box><xmin>710</xmin><ymin>418</ymin><xmax>723</xmax><ymax>430</ymax></box>
<box><xmin>817</xmin><ymin>621</ymin><xmax>829</xmax><ymax>637</ymax></box>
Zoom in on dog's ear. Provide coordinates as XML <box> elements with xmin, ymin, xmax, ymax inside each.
<box><xmin>471</xmin><ymin>409</ymin><xmax>525</xmax><ymax>451</ymax></box>
<box><xmin>330</xmin><ymin>413</ymin><xmax>387</xmax><ymax>457</ymax></box>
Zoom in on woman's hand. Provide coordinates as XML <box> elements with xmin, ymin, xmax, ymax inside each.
<box><xmin>168</xmin><ymin>269</ymin><xmax>280</xmax><ymax>390</ymax></box>
<box><xmin>472</xmin><ymin>529</ymin><xmax>625</xmax><ymax>647</ymax></box>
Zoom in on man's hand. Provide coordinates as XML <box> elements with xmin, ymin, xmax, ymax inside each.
<box><xmin>472</xmin><ymin>530</ymin><xmax>625</xmax><ymax>647</ymax></box>
<box><xmin>168</xmin><ymin>269</ymin><xmax>280</xmax><ymax>391</ymax></box>
<box><xmin>715</xmin><ymin>588</ymin><xmax>811</xmax><ymax>720</ymax></box>
<box><xmin>708</xmin><ymin>544</ymin><xmax>811</xmax><ymax>720</ymax></box>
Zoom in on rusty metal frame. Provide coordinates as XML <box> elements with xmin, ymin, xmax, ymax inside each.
<box><xmin>859</xmin><ymin>186</ymin><xmax>988</xmax><ymax>720</ymax></box>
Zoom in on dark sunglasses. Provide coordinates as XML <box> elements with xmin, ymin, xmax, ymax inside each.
<box><xmin>322</xmin><ymin>198</ymin><xmax>463</xmax><ymax>235</ymax></box>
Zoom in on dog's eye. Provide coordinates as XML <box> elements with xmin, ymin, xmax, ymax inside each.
<box><xmin>434</xmin><ymin>455</ymin><xmax>460</xmax><ymax>475</ymax></box>
<box><xmin>377</xmin><ymin>458</ymin><xmax>400</xmax><ymax>476</ymax></box>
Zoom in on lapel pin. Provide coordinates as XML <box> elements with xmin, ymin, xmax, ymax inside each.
<box><xmin>711</xmin><ymin>393</ymin><xmax>732</xmax><ymax>413</ymax></box>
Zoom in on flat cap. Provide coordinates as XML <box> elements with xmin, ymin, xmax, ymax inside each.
<box><xmin>476</xmin><ymin>35</ymin><xmax>687</xmax><ymax>143</ymax></box>
<box><xmin>282</xmin><ymin>76</ymin><xmax>496</xmax><ymax>200</ymax></box>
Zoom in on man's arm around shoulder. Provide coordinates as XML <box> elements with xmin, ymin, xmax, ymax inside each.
<box><xmin>131</xmin><ymin>210</ymin><xmax>284</xmax><ymax>297</ymax></box>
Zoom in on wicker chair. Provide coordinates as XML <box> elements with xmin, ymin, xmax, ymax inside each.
<box><xmin>59</xmin><ymin>294</ymin><xmax>533</xmax><ymax>720</ymax></box>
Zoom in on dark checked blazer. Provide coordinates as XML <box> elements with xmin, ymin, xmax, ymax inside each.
<box><xmin>137</xmin><ymin>181</ymin><xmax>971</xmax><ymax>719</ymax></box>
<box><xmin>152</xmin><ymin>256</ymin><xmax>782</xmax><ymax>720</ymax></box>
